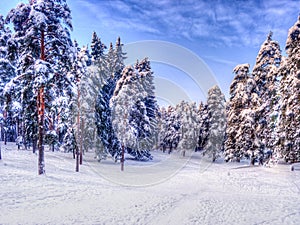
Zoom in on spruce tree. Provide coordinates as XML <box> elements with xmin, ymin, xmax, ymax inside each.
<box><xmin>277</xmin><ymin>15</ymin><xmax>300</xmax><ymax>162</ymax></box>
<box><xmin>90</xmin><ymin>31</ymin><xmax>106</xmax><ymax>63</ymax></box>
<box><xmin>225</xmin><ymin>64</ymin><xmax>260</xmax><ymax>163</ymax></box>
<box><xmin>114</xmin><ymin>37</ymin><xmax>126</xmax><ymax>75</ymax></box>
<box><xmin>198</xmin><ymin>102</ymin><xmax>209</xmax><ymax>151</ymax></box>
<box><xmin>159</xmin><ymin>105</ymin><xmax>181</xmax><ymax>154</ymax></box>
<box><xmin>95</xmin><ymin>77</ymin><xmax>121</xmax><ymax>161</ymax></box>
<box><xmin>252</xmin><ymin>32</ymin><xmax>282</xmax><ymax>153</ymax></box>
<box><xmin>94</xmin><ymin>37</ymin><xmax>126</xmax><ymax>161</ymax></box>
<box><xmin>177</xmin><ymin>102</ymin><xmax>200</xmax><ymax>157</ymax></box>
<box><xmin>133</xmin><ymin>58</ymin><xmax>157</xmax><ymax>153</ymax></box>
<box><xmin>0</xmin><ymin>15</ymin><xmax>18</xmax><ymax>143</ymax></box>
<box><xmin>111</xmin><ymin>59</ymin><xmax>156</xmax><ymax>160</ymax></box>
<box><xmin>205</xmin><ymin>85</ymin><xmax>226</xmax><ymax>162</ymax></box>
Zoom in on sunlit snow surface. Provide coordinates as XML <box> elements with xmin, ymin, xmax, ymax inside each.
<box><xmin>1</xmin><ymin>142</ymin><xmax>300</xmax><ymax>225</ymax></box>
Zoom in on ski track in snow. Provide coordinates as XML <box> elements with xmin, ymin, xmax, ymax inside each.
<box><xmin>1</xmin><ymin>142</ymin><xmax>300</xmax><ymax>225</ymax></box>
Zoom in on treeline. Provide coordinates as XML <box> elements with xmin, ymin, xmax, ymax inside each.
<box><xmin>154</xmin><ymin>15</ymin><xmax>300</xmax><ymax>165</ymax></box>
<box><xmin>0</xmin><ymin>0</ymin><xmax>299</xmax><ymax>174</ymax></box>
<box><xmin>0</xmin><ymin>0</ymin><xmax>157</xmax><ymax>173</ymax></box>
<box><xmin>156</xmin><ymin>86</ymin><xmax>226</xmax><ymax>162</ymax></box>
<box><xmin>225</xmin><ymin>15</ymin><xmax>300</xmax><ymax>164</ymax></box>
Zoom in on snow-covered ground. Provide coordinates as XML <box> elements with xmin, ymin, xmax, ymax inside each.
<box><xmin>1</xmin><ymin>142</ymin><xmax>300</xmax><ymax>225</ymax></box>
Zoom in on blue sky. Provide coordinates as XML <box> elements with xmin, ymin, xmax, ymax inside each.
<box><xmin>1</xmin><ymin>0</ymin><xmax>300</xmax><ymax>104</ymax></box>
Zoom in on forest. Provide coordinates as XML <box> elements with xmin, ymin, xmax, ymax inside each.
<box><xmin>0</xmin><ymin>0</ymin><xmax>299</xmax><ymax>175</ymax></box>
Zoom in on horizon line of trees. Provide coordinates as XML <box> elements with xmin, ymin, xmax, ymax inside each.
<box><xmin>0</xmin><ymin>1</ymin><xmax>299</xmax><ymax>174</ymax></box>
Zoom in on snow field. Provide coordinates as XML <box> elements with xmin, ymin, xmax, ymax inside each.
<box><xmin>1</xmin><ymin>142</ymin><xmax>300</xmax><ymax>225</ymax></box>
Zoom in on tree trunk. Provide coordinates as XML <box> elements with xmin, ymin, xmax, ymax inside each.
<box><xmin>4</xmin><ymin>133</ymin><xmax>7</xmax><ymax>145</ymax></box>
<box><xmin>38</xmin><ymin>87</ymin><xmax>45</xmax><ymax>175</ymax></box>
<box><xmin>76</xmin><ymin>88</ymin><xmax>81</xmax><ymax>170</ymax></box>
<box><xmin>38</xmin><ymin>30</ymin><xmax>46</xmax><ymax>175</ymax></box>
<box><xmin>3</xmin><ymin>110</ymin><xmax>7</xmax><ymax>145</ymax></box>
<box><xmin>121</xmin><ymin>144</ymin><xmax>124</xmax><ymax>171</ymax></box>
<box><xmin>80</xmin><ymin>118</ymin><xmax>84</xmax><ymax>164</ymax></box>
<box><xmin>121</xmin><ymin>147</ymin><xmax>125</xmax><ymax>171</ymax></box>
<box><xmin>76</xmin><ymin>145</ymin><xmax>79</xmax><ymax>172</ymax></box>
<box><xmin>32</xmin><ymin>138</ymin><xmax>37</xmax><ymax>153</ymax></box>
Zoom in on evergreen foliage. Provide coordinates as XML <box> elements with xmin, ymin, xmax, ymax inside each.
<box><xmin>205</xmin><ymin>85</ymin><xmax>226</xmax><ymax>162</ymax></box>
<box><xmin>177</xmin><ymin>101</ymin><xmax>200</xmax><ymax>157</ymax></box>
<box><xmin>111</xmin><ymin>58</ymin><xmax>156</xmax><ymax>160</ymax></box>
<box><xmin>252</xmin><ymin>32</ymin><xmax>282</xmax><ymax>153</ymax></box>
<box><xmin>277</xmin><ymin>15</ymin><xmax>300</xmax><ymax>162</ymax></box>
<box><xmin>197</xmin><ymin>102</ymin><xmax>209</xmax><ymax>151</ymax></box>
<box><xmin>225</xmin><ymin>64</ymin><xmax>260</xmax><ymax>162</ymax></box>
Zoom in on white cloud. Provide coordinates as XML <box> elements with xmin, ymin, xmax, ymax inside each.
<box><xmin>204</xmin><ymin>55</ymin><xmax>238</xmax><ymax>66</ymax></box>
<box><xmin>75</xmin><ymin>0</ymin><xmax>300</xmax><ymax>48</ymax></box>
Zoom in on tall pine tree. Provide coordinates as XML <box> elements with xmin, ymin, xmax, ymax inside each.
<box><xmin>6</xmin><ymin>0</ymin><xmax>74</xmax><ymax>174</ymax></box>
<box><xmin>225</xmin><ymin>64</ymin><xmax>260</xmax><ymax>163</ymax></box>
<box><xmin>277</xmin><ymin>15</ymin><xmax>300</xmax><ymax>162</ymax></box>
<box><xmin>0</xmin><ymin>15</ymin><xmax>18</xmax><ymax>144</ymax></box>
<box><xmin>252</xmin><ymin>31</ymin><xmax>282</xmax><ymax>153</ymax></box>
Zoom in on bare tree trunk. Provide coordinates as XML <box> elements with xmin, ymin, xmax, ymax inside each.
<box><xmin>32</xmin><ymin>137</ymin><xmax>37</xmax><ymax>153</ymax></box>
<box><xmin>38</xmin><ymin>30</ymin><xmax>45</xmax><ymax>175</ymax></box>
<box><xmin>4</xmin><ymin>110</ymin><xmax>7</xmax><ymax>145</ymax></box>
<box><xmin>80</xmin><ymin>118</ymin><xmax>84</xmax><ymax>164</ymax></box>
<box><xmin>76</xmin><ymin>146</ymin><xmax>79</xmax><ymax>172</ymax></box>
<box><xmin>4</xmin><ymin>132</ymin><xmax>7</xmax><ymax>145</ymax></box>
<box><xmin>78</xmin><ymin>89</ymin><xmax>83</xmax><ymax>165</ymax></box>
<box><xmin>38</xmin><ymin>87</ymin><xmax>45</xmax><ymax>175</ymax></box>
<box><xmin>76</xmin><ymin>88</ymin><xmax>81</xmax><ymax>171</ymax></box>
<box><xmin>121</xmin><ymin>144</ymin><xmax>125</xmax><ymax>171</ymax></box>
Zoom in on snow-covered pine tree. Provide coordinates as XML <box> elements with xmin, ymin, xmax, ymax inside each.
<box><xmin>111</xmin><ymin>59</ymin><xmax>156</xmax><ymax>161</ymax></box>
<box><xmin>225</xmin><ymin>64</ymin><xmax>260</xmax><ymax>163</ymax></box>
<box><xmin>159</xmin><ymin>105</ymin><xmax>181</xmax><ymax>153</ymax></box>
<box><xmin>58</xmin><ymin>42</ymin><xmax>84</xmax><ymax>154</ymax></box>
<box><xmin>95</xmin><ymin>77</ymin><xmax>121</xmax><ymax>161</ymax></box>
<box><xmin>68</xmin><ymin>44</ymin><xmax>90</xmax><ymax>169</ymax></box>
<box><xmin>77</xmin><ymin>45</ymin><xmax>102</xmax><ymax>156</ymax></box>
<box><xmin>104</xmin><ymin>37</ymin><xmax>126</xmax><ymax>80</ymax></box>
<box><xmin>0</xmin><ymin>15</ymin><xmax>18</xmax><ymax>143</ymax></box>
<box><xmin>90</xmin><ymin>31</ymin><xmax>106</xmax><ymax>64</ymax></box>
<box><xmin>6</xmin><ymin>0</ymin><xmax>74</xmax><ymax>174</ymax></box>
<box><xmin>111</xmin><ymin>66</ymin><xmax>137</xmax><ymax>158</ymax></box>
<box><xmin>106</xmin><ymin>43</ymin><xmax>115</xmax><ymax>78</ymax></box>
<box><xmin>252</xmin><ymin>31</ymin><xmax>282</xmax><ymax>153</ymax></box>
<box><xmin>132</xmin><ymin>58</ymin><xmax>157</xmax><ymax>153</ymax></box>
<box><xmin>88</xmin><ymin>32</ymin><xmax>108</xmax><ymax>95</ymax></box>
<box><xmin>204</xmin><ymin>85</ymin><xmax>226</xmax><ymax>162</ymax></box>
<box><xmin>156</xmin><ymin>106</ymin><xmax>166</xmax><ymax>150</ymax></box>
<box><xmin>277</xmin><ymin>15</ymin><xmax>300</xmax><ymax>163</ymax></box>
<box><xmin>94</xmin><ymin>37</ymin><xmax>127</xmax><ymax>161</ymax></box>
<box><xmin>197</xmin><ymin>102</ymin><xmax>209</xmax><ymax>151</ymax></box>
<box><xmin>265</xmin><ymin>64</ymin><xmax>281</xmax><ymax>156</ymax></box>
<box><xmin>177</xmin><ymin>101</ymin><xmax>200</xmax><ymax>157</ymax></box>
<box><xmin>0</xmin><ymin>15</ymin><xmax>16</xmax><ymax>106</ymax></box>
<box><xmin>114</xmin><ymin>37</ymin><xmax>126</xmax><ymax>75</ymax></box>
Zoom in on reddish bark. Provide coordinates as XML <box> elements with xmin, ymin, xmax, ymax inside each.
<box><xmin>38</xmin><ymin>30</ymin><xmax>45</xmax><ymax>175</ymax></box>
